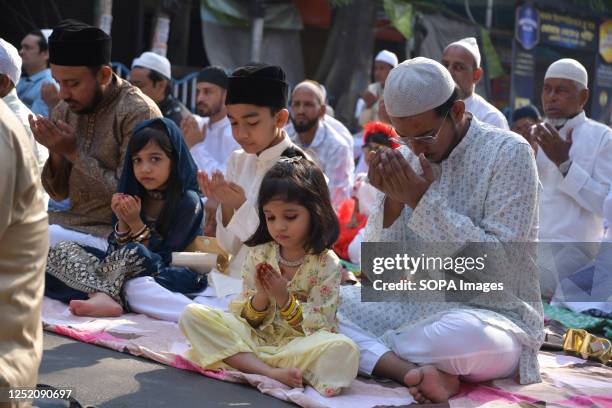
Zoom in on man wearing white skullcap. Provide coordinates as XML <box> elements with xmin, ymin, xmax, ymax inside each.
<box><xmin>0</xmin><ymin>38</ymin><xmax>48</xmax><ymax>169</ymax></box>
<box><xmin>356</xmin><ymin>49</ymin><xmax>398</xmax><ymax>127</ymax></box>
<box><xmin>533</xmin><ymin>58</ymin><xmax>612</xmax><ymax>297</ymax></box>
<box><xmin>338</xmin><ymin>57</ymin><xmax>543</xmax><ymax>403</ymax></box>
<box><xmin>287</xmin><ymin>80</ymin><xmax>354</xmax><ymax>207</ymax></box>
<box><xmin>129</xmin><ymin>51</ymin><xmax>191</xmax><ymax>127</ymax></box>
<box><xmin>285</xmin><ymin>82</ymin><xmax>353</xmax><ymax>151</ymax></box>
<box><xmin>442</xmin><ymin>37</ymin><xmax>508</xmax><ymax>129</ymax></box>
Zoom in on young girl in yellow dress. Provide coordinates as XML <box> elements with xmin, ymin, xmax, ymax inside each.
<box><xmin>179</xmin><ymin>149</ymin><xmax>359</xmax><ymax>396</ymax></box>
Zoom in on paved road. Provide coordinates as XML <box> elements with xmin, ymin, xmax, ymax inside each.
<box><xmin>38</xmin><ymin>331</ymin><xmax>294</xmax><ymax>408</ymax></box>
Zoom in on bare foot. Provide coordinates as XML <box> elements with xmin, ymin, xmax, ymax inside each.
<box><xmin>69</xmin><ymin>293</ymin><xmax>123</xmax><ymax>317</ymax></box>
<box><xmin>269</xmin><ymin>367</ymin><xmax>303</xmax><ymax>389</ymax></box>
<box><xmin>403</xmin><ymin>365</ymin><xmax>460</xmax><ymax>404</ymax></box>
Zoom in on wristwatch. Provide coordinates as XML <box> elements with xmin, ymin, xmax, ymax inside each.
<box><xmin>558</xmin><ymin>159</ymin><xmax>572</xmax><ymax>176</ymax></box>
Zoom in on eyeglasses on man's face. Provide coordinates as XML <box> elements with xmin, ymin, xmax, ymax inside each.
<box><xmin>394</xmin><ymin>110</ymin><xmax>450</xmax><ymax>146</ymax></box>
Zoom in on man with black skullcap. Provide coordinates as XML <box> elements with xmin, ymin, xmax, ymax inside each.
<box><xmin>28</xmin><ymin>19</ymin><xmax>161</xmax><ymax>251</ymax></box>
<box><xmin>182</xmin><ymin>66</ymin><xmax>239</xmax><ymax>175</ymax></box>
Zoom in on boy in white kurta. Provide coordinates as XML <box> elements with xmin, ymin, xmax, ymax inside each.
<box><xmin>124</xmin><ymin>64</ymin><xmax>298</xmax><ymax>321</ymax></box>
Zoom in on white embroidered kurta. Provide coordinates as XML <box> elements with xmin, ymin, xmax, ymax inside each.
<box><xmin>190</xmin><ymin>116</ymin><xmax>240</xmax><ymax>175</ymax></box>
<box><xmin>215</xmin><ymin>134</ymin><xmax>294</xmax><ymax>277</ymax></box>
<box><xmin>464</xmin><ymin>93</ymin><xmax>509</xmax><ymax>129</ymax></box>
<box><xmin>537</xmin><ymin>111</ymin><xmax>612</xmax><ymax>242</ymax></box>
<box><xmin>287</xmin><ymin>120</ymin><xmax>354</xmax><ymax>208</ymax></box>
<box><xmin>338</xmin><ymin>117</ymin><xmax>544</xmax><ymax>385</ymax></box>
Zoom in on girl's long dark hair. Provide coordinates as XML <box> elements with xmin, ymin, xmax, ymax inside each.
<box><xmin>127</xmin><ymin>122</ymin><xmax>181</xmax><ymax>238</ymax></box>
<box><xmin>244</xmin><ymin>148</ymin><xmax>339</xmax><ymax>254</ymax></box>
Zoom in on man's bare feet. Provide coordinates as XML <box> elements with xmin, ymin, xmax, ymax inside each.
<box><xmin>269</xmin><ymin>367</ymin><xmax>303</xmax><ymax>389</ymax></box>
<box><xmin>69</xmin><ymin>292</ymin><xmax>123</xmax><ymax>317</ymax></box>
<box><xmin>403</xmin><ymin>365</ymin><xmax>460</xmax><ymax>404</ymax></box>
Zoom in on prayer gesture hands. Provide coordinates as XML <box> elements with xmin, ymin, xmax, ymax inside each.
<box><xmin>28</xmin><ymin>114</ymin><xmax>77</xmax><ymax>162</ymax></box>
<box><xmin>533</xmin><ymin>123</ymin><xmax>572</xmax><ymax>167</ymax></box>
<box><xmin>197</xmin><ymin>170</ymin><xmax>246</xmax><ymax>210</ymax></box>
<box><xmin>362</xmin><ymin>90</ymin><xmax>378</xmax><ymax>108</ymax></box>
<box><xmin>111</xmin><ymin>193</ymin><xmax>142</xmax><ymax>229</ymax></box>
<box><xmin>368</xmin><ymin>149</ymin><xmax>434</xmax><ymax>209</ymax></box>
<box><xmin>255</xmin><ymin>263</ymin><xmax>290</xmax><ymax>306</ymax></box>
<box><xmin>181</xmin><ymin>115</ymin><xmax>205</xmax><ymax>149</ymax></box>
<box><xmin>41</xmin><ymin>83</ymin><xmax>60</xmax><ymax>111</ymax></box>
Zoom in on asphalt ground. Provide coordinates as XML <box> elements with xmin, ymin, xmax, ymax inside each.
<box><xmin>36</xmin><ymin>331</ymin><xmax>294</xmax><ymax>408</ymax></box>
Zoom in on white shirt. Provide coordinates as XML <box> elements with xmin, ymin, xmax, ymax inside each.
<box><xmin>216</xmin><ymin>134</ymin><xmax>294</xmax><ymax>277</ymax></box>
<box><xmin>2</xmin><ymin>89</ymin><xmax>48</xmax><ymax>169</ymax></box>
<box><xmin>605</xmin><ymin>191</ymin><xmax>612</xmax><ymax>241</ymax></box>
<box><xmin>464</xmin><ymin>93</ymin><xmax>509</xmax><ymax>130</ymax></box>
<box><xmin>287</xmin><ymin>120</ymin><xmax>354</xmax><ymax>207</ymax></box>
<box><xmin>323</xmin><ymin>114</ymin><xmax>353</xmax><ymax>152</ymax></box>
<box><xmin>286</xmin><ymin>114</ymin><xmax>354</xmax><ymax>152</ymax></box>
<box><xmin>189</xmin><ymin>116</ymin><xmax>240</xmax><ymax>175</ymax></box>
<box><xmin>538</xmin><ymin>111</ymin><xmax>612</xmax><ymax>242</ymax></box>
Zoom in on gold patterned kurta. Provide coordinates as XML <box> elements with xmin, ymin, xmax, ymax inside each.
<box><xmin>42</xmin><ymin>74</ymin><xmax>161</xmax><ymax>238</ymax></box>
<box><xmin>179</xmin><ymin>242</ymin><xmax>359</xmax><ymax>396</ymax></box>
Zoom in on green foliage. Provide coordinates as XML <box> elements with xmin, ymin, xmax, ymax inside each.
<box><xmin>383</xmin><ymin>0</ymin><xmax>413</xmax><ymax>39</ymax></box>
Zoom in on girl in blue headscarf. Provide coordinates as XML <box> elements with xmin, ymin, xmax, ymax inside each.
<box><xmin>45</xmin><ymin>118</ymin><xmax>207</xmax><ymax>317</ymax></box>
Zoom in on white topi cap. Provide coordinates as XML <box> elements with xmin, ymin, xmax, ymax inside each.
<box><xmin>0</xmin><ymin>38</ymin><xmax>22</xmax><ymax>86</ymax></box>
<box><xmin>131</xmin><ymin>51</ymin><xmax>172</xmax><ymax>80</ymax></box>
<box><xmin>444</xmin><ymin>37</ymin><xmax>481</xmax><ymax>67</ymax></box>
<box><xmin>544</xmin><ymin>58</ymin><xmax>588</xmax><ymax>88</ymax></box>
<box><xmin>375</xmin><ymin>50</ymin><xmax>399</xmax><ymax>68</ymax></box>
<box><xmin>384</xmin><ymin>57</ymin><xmax>455</xmax><ymax>118</ymax></box>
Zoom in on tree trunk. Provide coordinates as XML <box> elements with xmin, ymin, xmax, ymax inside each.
<box><xmin>319</xmin><ymin>0</ymin><xmax>378</xmax><ymax>130</ymax></box>
<box><xmin>166</xmin><ymin>0</ymin><xmax>192</xmax><ymax>65</ymax></box>
<box><xmin>94</xmin><ymin>0</ymin><xmax>113</xmax><ymax>35</ymax></box>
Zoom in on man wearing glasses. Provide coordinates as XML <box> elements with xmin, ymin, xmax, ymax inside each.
<box><xmin>338</xmin><ymin>57</ymin><xmax>543</xmax><ymax>404</ymax></box>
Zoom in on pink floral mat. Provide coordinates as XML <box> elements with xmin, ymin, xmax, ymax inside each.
<box><xmin>42</xmin><ymin>297</ymin><xmax>612</xmax><ymax>408</ymax></box>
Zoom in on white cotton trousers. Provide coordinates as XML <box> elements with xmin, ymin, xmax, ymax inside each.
<box><xmin>340</xmin><ymin>310</ymin><xmax>521</xmax><ymax>382</ymax></box>
<box><xmin>123</xmin><ymin>276</ymin><xmax>235</xmax><ymax>322</ymax></box>
<box><xmin>48</xmin><ymin>224</ymin><xmax>109</xmax><ymax>251</ymax></box>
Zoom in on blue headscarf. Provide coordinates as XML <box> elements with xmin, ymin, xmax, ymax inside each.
<box><xmin>118</xmin><ymin>117</ymin><xmax>199</xmax><ymax>196</ymax></box>
<box><xmin>114</xmin><ymin>117</ymin><xmax>202</xmax><ymax>262</ymax></box>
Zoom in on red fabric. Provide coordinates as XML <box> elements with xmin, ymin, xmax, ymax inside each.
<box><xmin>362</xmin><ymin>121</ymin><xmax>400</xmax><ymax>149</ymax></box>
<box><xmin>333</xmin><ymin>198</ymin><xmax>367</xmax><ymax>261</ymax></box>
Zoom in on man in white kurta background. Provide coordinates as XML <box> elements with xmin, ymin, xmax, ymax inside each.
<box><xmin>182</xmin><ymin>66</ymin><xmax>239</xmax><ymax>176</ymax></box>
<box><xmin>0</xmin><ymin>38</ymin><xmax>48</xmax><ymax>169</ymax></box>
<box><xmin>534</xmin><ymin>58</ymin><xmax>612</xmax><ymax>297</ymax></box>
<box><xmin>338</xmin><ymin>57</ymin><xmax>543</xmax><ymax>404</ymax></box>
<box><xmin>286</xmin><ymin>81</ymin><xmax>354</xmax><ymax>208</ymax></box>
<box><xmin>442</xmin><ymin>37</ymin><xmax>508</xmax><ymax>129</ymax></box>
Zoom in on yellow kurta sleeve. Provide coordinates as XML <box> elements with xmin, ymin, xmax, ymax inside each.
<box><xmin>228</xmin><ymin>245</ymin><xmax>276</xmax><ymax>328</ymax></box>
<box><xmin>299</xmin><ymin>251</ymin><xmax>342</xmax><ymax>335</ymax></box>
